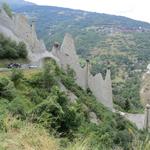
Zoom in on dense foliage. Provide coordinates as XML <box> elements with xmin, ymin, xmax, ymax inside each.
<box><xmin>0</xmin><ymin>33</ymin><xmax>28</xmax><ymax>59</ymax></box>
<box><xmin>0</xmin><ymin>60</ymin><xmax>149</xmax><ymax>150</ymax></box>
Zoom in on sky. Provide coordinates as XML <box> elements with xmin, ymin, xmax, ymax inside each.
<box><xmin>25</xmin><ymin>0</ymin><xmax>150</xmax><ymax>23</ymax></box>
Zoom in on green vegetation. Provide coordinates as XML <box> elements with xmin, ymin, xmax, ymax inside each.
<box><xmin>2</xmin><ymin>3</ymin><xmax>13</xmax><ymax>18</ymax></box>
<box><xmin>0</xmin><ymin>33</ymin><xmax>28</xmax><ymax>59</ymax></box>
<box><xmin>90</xmin><ymin>54</ymin><xmax>144</xmax><ymax>112</ymax></box>
<box><xmin>113</xmin><ymin>75</ymin><xmax>143</xmax><ymax>112</ymax></box>
<box><xmin>0</xmin><ymin>116</ymin><xmax>59</xmax><ymax>150</ymax></box>
<box><xmin>0</xmin><ymin>60</ymin><xmax>149</xmax><ymax>150</ymax></box>
<box><xmin>15</xmin><ymin>5</ymin><xmax>150</xmax><ymax>50</ymax></box>
<box><xmin>1</xmin><ymin>117</ymin><xmax>148</xmax><ymax>150</ymax></box>
<box><xmin>0</xmin><ymin>5</ymin><xmax>147</xmax><ymax>148</ymax></box>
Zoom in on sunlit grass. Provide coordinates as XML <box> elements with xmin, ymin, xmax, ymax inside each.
<box><xmin>0</xmin><ymin>69</ymin><xmax>41</xmax><ymax>78</ymax></box>
<box><xmin>132</xmin><ymin>135</ymin><xmax>150</xmax><ymax>150</ymax></box>
<box><xmin>0</xmin><ymin>116</ymin><xmax>59</xmax><ymax>150</ymax></box>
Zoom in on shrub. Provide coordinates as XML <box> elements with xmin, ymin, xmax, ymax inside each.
<box><xmin>0</xmin><ymin>33</ymin><xmax>28</xmax><ymax>59</ymax></box>
<box><xmin>17</xmin><ymin>42</ymin><xmax>28</xmax><ymax>58</ymax></box>
<box><xmin>29</xmin><ymin>61</ymin><xmax>60</xmax><ymax>91</ymax></box>
<box><xmin>10</xmin><ymin>69</ymin><xmax>24</xmax><ymax>86</ymax></box>
<box><xmin>31</xmin><ymin>97</ymin><xmax>64</xmax><ymax>132</ymax></box>
<box><xmin>8</xmin><ymin>96</ymin><xmax>33</xmax><ymax>119</ymax></box>
<box><xmin>31</xmin><ymin>86</ymin><xmax>83</xmax><ymax>137</ymax></box>
<box><xmin>0</xmin><ymin>77</ymin><xmax>15</xmax><ymax>101</ymax></box>
<box><xmin>113</xmin><ymin>129</ymin><xmax>133</xmax><ymax>150</ymax></box>
<box><xmin>29</xmin><ymin>89</ymin><xmax>44</xmax><ymax>105</ymax></box>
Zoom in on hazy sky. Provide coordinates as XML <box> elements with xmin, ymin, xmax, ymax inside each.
<box><xmin>26</xmin><ymin>0</ymin><xmax>150</xmax><ymax>23</ymax></box>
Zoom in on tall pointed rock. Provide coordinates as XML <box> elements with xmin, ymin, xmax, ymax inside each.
<box><xmin>60</xmin><ymin>33</ymin><xmax>78</xmax><ymax>61</ymax></box>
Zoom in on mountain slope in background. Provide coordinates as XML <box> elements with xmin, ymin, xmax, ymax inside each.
<box><xmin>14</xmin><ymin>5</ymin><xmax>150</xmax><ymax>49</ymax></box>
<box><xmin>0</xmin><ymin>0</ymin><xmax>35</xmax><ymax>9</ymax></box>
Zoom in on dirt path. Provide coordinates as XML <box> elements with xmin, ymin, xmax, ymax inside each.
<box><xmin>140</xmin><ymin>72</ymin><xmax>150</xmax><ymax>106</ymax></box>
<box><xmin>125</xmin><ymin>113</ymin><xmax>145</xmax><ymax>129</ymax></box>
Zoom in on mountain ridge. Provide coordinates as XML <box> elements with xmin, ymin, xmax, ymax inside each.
<box><xmin>0</xmin><ymin>0</ymin><xmax>35</xmax><ymax>9</ymax></box>
<box><xmin>15</xmin><ymin>5</ymin><xmax>150</xmax><ymax>28</ymax></box>
<box><xmin>14</xmin><ymin>5</ymin><xmax>150</xmax><ymax>52</ymax></box>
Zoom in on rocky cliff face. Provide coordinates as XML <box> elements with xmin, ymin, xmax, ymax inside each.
<box><xmin>0</xmin><ymin>7</ymin><xmax>54</xmax><ymax>63</ymax></box>
<box><xmin>0</xmin><ymin>6</ymin><xmax>113</xmax><ymax>110</ymax></box>
<box><xmin>52</xmin><ymin>33</ymin><xmax>113</xmax><ymax>110</ymax></box>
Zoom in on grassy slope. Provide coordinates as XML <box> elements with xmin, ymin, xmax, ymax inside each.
<box><xmin>0</xmin><ymin>61</ymin><xmax>139</xmax><ymax>149</ymax></box>
<box><xmin>0</xmin><ymin>116</ymin><xmax>58</xmax><ymax>150</ymax></box>
<box><xmin>0</xmin><ymin>117</ymin><xmax>149</xmax><ymax>150</ymax></box>
<box><xmin>0</xmin><ymin>65</ymin><xmax>149</xmax><ymax>150</ymax></box>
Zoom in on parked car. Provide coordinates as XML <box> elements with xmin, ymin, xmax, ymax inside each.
<box><xmin>7</xmin><ymin>63</ymin><xmax>21</xmax><ymax>68</ymax></box>
<box><xmin>28</xmin><ymin>64</ymin><xmax>38</xmax><ymax>69</ymax></box>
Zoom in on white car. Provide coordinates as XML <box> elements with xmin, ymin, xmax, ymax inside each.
<box><xmin>28</xmin><ymin>65</ymin><xmax>38</xmax><ymax>69</ymax></box>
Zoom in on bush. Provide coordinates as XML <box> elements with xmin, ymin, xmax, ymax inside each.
<box><xmin>0</xmin><ymin>77</ymin><xmax>16</xmax><ymax>101</ymax></box>
<box><xmin>31</xmin><ymin>96</ymin><xmax>64</xmax><ymax>132</ymax></box>
<box><xmin>17</xmin><ymin>42</ymin><xmax>28</xmax><ymax>58</ymax></box>
<box><xmin>113</xmin><ymin>129</ymin><xmax>133</xmax><ymax>150</ymax></box>
<box><xmin>0</xmin><ymin>33</ymin><xmax>28</xmax><ymax>59</ymax></box>
<box><xmin>8</xmin><ymin>96</ymin><xmax>33</xmax><ymax>119</ymax></box>
<box><xmin>31</xmin><ymin>86</ymin><xmax>83</xmax><ymax>137</ymax></box>
<box><xmin>29</xmin><ymin>61</ymin><xmax>60</xmax><ymax>91</ymax></box>
<box><xmin>29</xmin><ymin>89</ymin><xmax>44</xmax><ymax>105</ymax></box>
<box><xmin>10</xmin><ymin>69</ymin><xmax>24</xmax><ymax>86</ymax></box>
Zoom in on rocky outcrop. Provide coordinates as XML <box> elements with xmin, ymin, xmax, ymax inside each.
<box><xmin>117</xmin><ymin>104</ymin><xmax>150</xmax><ymax>130</ymax></box>
<box><xmin>52</xmin><ymin>33</ymin><xmax>113</xmax><ymax>110</ymax></box>
<box><xmin>88</xmin><ymin>70</ymin><xmax>113</xmax><ymax>110</ymax></box>
<box><xmin>89</xmin><ymin>112</ymin><xmax>100</xmax><ymax>125</ymax></box>
<box><xmin>0</xmin><ymin>7</ymin><xmax>55</xmax><ymax>63</ymax></box>
<box><xmin>59</xmin><ymin>83</ymin><xmax>77</xmax><ymax>103</ymax></box>
<box><xmin>52</xmin><ymin>34</ymin><xmax>87</xmax><ymax>89</ymax></box>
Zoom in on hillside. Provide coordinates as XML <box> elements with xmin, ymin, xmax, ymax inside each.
<box><xmin>14</xmin><ymin>5</ymin><xmax>150</xmax><ymax>52</ymax></box>
<box><xmin>0</xmin><ymin>60</ymin><xmax>149</xmax><ymax>150</ymax></box>
<box><xmin>13</xmin><ymin>5</ymin><xmax>150</xmax><ymax>112</ymax></box>
<box><xmin>0</xmin><ymin>0</ymin><xmax>35</xmax><ymax>9</ymax></box>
